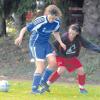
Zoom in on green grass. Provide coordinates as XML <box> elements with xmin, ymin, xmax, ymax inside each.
<box><xmin>0</xmin><ymin>81</ymin><xmax>100</xmax><ymax>100</ymax></box>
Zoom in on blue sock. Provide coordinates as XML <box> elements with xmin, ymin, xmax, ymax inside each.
<box><xmin>32</xmin><ymin>73</ymin><xmax>41</xmax><ymax>91</ymax></box>
<box><xmin>40</xmin><ymin>68</ymin><xmax>53</xmax><ymax>85</ymax></box>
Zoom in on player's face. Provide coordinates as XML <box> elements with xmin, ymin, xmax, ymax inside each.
<box><xmin>47</xmin><ymin>15</ymin><xmax>58</xmax><ymax>23</ymax></box>
<box><xmin>68</xmin><ymin>27</ymin><xmax>79</xmax><ymax>41</ymax></box>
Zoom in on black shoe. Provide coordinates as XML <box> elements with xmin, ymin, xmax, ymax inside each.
<box><xmin>40</xmin><ymin>83</ymin><xmax>50</xmax><ymax>94</ymax></box>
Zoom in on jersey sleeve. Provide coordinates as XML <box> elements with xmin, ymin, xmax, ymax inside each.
<box><xmin>26</xmin><ymin>16</ymin><xmax>46</xmax><ymax>32</ymax></box>
<box><xmin>26</xmin><ymin>22</ymin><xmax>34</xmax><ymax>32</ymax></box>
<box><xmin>53</xmin><ymin>19</ymin><xmax>61</xmax><ymax>32</ymax></box>
<box><xmin>80</xmin><ymin>36</ymin><xmax>100</xmax><ymax>53</ymax></box>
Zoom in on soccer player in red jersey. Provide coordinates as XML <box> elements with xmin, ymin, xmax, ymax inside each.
<box><xmin>40</xmin><ymin>23</ymin><xmax>100</xmax><ymax>94</ymax></box>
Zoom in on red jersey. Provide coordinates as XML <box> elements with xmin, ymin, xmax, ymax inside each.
<box><xmin>53</xmin><ymin>32</ymin><xmax>100</xmax><ymax>58</ymax></box>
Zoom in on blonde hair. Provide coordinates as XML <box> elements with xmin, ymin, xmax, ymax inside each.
<box><xmin>44</xmin><ymin>5</ymin><xmax>62</xmax><ymax>17</ymax></box>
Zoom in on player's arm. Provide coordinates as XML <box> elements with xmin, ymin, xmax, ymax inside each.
<box><xmin>80</xmin><ymin>36</ymin><xmax>100</xmax><ymax>53</ymax></box>
<box><xmin>53</xmin><ymin>32</ymin><xmax>66</xmax><ymax>50</ymax></box>
<box><xmin>15</xmin><ymin>18</ymin><xmax>37</xmax><ymax>46</ymax></box>
<box><xmin>15</xmin><ymin>26</ymin><xmax>27</xmax><ymax>46</ymax></box>
<box><xmin>53</xmin><ymin>39</ymin><xmax>60</xmax><ymax>50</ymax></box>
<box><xmin>15</xmin><ymin>16</ymin><xmax>45</xmax><ymax>46</ymax></box>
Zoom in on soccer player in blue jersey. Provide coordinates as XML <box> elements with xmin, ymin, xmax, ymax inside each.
<box><xmin>15</xmin><ymin>5</ymin><xmax>66</xmax><ymax>94</ymax></box>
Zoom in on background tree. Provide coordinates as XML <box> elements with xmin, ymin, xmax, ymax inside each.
<box><xmin>0</xmin><ymin>0</ymin><xmax>36</xmax><ymax>37</ymax></box>
<box><xmin>83</xmin><ymin>0</ymin><xmax>100</xmax><ymax>40</ymax></box>
<box><xmin>0</xmin><ymin>0</ymin><xmax>20</xmax><ymax>36</ymax></box>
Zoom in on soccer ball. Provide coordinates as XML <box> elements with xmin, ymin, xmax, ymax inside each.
<box><xmin>0</xmin><ymin>80</ymin><xmax>9</xmax><ymax>92</ymax></box>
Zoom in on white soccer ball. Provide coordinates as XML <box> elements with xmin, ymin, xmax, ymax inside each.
<box><xmin>0</xmin><ymin>80</ymin><xmax>9</xmax><ymax>92</ymax></box>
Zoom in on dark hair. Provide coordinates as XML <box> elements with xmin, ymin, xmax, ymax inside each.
<box><xmin>71</xmin><ymin>24</ymin><xmax>81</xmax><ymax>35</ymax></box>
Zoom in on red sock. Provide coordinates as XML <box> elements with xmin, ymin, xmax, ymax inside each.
<box><xmin>48</xmin><ymin>71</ymin><xmax>60</xmax><ymax>83</ymax></box>
<box><xmin>78</xmin><ymin>74</ymin><xmax>86</xmax><ymax>86</ymax></box>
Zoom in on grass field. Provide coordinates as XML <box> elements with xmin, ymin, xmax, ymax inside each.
<box><xmin>0</xmin><ymin>81</ymin><xmax>100</xmax><ymax>100</ymax></box>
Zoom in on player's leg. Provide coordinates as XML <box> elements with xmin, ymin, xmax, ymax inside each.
<box><xmin>47</xmin><ymin>56</ymin><xmax>67</xmax><ymax>84</ymax></box>
<box><xmin>32</xmin><ymin>60</ymin><xmax>45</xmax><ymax>94</ymax></box>
<box><xmin>30</xmin><ymin>45</ymin><xmax>46</xmax><ymax>94</ymax></box>
<box><xmin>40</xmin><ymin>67</ymin><xmax>66</xmax><ymax>93</ymax></box>
<box><xmin>63</xmin><ymin>57</ymin><xmax>88</xmax><ymax>94</ymax></box>
<box><xmin>40</xmin><ymin>53</ymin><xmax>56</xmax><ymax>85</ymax></box>
<box><xmin>48</xmin><ymin>67</ymin><xmax>65</xmax><ymax>84</ymax></box>
<box><xmin>40</xmin><ymin>43</ymin><xmax>56</xmax><ymax>85</ymax></box>
<box><xmin>77</xmin><ymin>67</ymin><xmax>88</xmax><ymax>94</ymax></box>
<box><xmin>40</xmin><ymin>56</ymin><xmax>66</xmax><ymax>93</ymax></box>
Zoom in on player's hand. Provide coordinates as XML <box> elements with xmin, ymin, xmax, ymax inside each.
<box><xmin>60</xmin><ymin>42</ymin><xmax>66</xmax><ymax>50</ymax></box>
<box><xmin>15</xmin><ymin>37</ymin><xmax>22</xmax><ymax>46</ymax></box>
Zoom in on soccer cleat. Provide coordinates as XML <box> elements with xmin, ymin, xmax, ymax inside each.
<box><xmin>40</xmin><ymin>83</ymin><xmax>50</xmax><ymax>94</ymax></box>
<box><xmin>40</xmin><ymin>82</ymin><xmax>50</xmax><ymax>92</ymax></box>
<box><xmin>31</xmin><ymin>86</ymin><xmax>41</xmax><ymax>94</ymax></box>
<box><xmin>31</xmin><ymin>89</ymin><xmax>41</xmax><ymax>94</ymax></box>
<box><xmin>80</xmin><ymin>88</ymin><xmax>88</xmax><ymax>94</ymax></box>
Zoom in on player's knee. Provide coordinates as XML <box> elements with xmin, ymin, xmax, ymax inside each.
<box><xmin>57</xmin><ymin>67</ymin><xmax>65</xmax><ymax>74</ymax></box>
<box><xmin>35</xmin><ymin>68</ymin><xmax>45</xmax><ymax>74</ymax></box>
<box><xmin>77</xmin><ymin>67</ymin><xmax>85</xmax><ymax>75</ymax></box>
<box><xmin>47</xmin><ymin>55</ymin><xmax>57</xmax><ymax>67</ymax></box>
<box><xmin>48</xmin><ymin>60</ymin><xmax>57</xmax><ymax>68</ymax></box>
<box><xmin>35</xmin><ymin>62</ymin><xmax>45</xmax><ymax>73</ymax></box>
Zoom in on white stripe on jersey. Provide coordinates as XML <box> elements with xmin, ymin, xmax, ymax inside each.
<box><xmin>33</xmin><ymin>47</ymin><xmax>37</xmax><ymax>58</ymax></box>
<box><xmin>33</xmin><ymin>33</ymin><xmax>39</xmax><ymax>46</ymax></box>
<box><xmin>30</xmin><ymin>46</ymin><xmax>35</xmax><ymax>58</ymax></box>
<box><xmin>33</xmin><ymin>16</ymin><xmax>45</xmax><ymax>26</ymax></box>
<box><xmin>32</xmin><ymin>16</ymin><xmax>47</xmax><ymax>32</ymax></box>
<box><xmin>35</xmin><ymin>58</ymin><xmax>45</xmax><ymax>61</ymax></box>
<box><xmin>53</xmin><ymin>20</ymin><xmax>60</xmax><ymax>32</ymax></box>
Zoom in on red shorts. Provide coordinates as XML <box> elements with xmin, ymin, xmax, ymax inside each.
<box><xmin>56</xmin><ymin>56</ymin><xmax>82</xmax><ymax>73</ymax></box>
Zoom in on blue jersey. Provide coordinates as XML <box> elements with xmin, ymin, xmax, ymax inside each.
<box><xmin>27</xmin><ymin>16</ymin><xmax>60</xmax><ymax>46</ymax></box>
